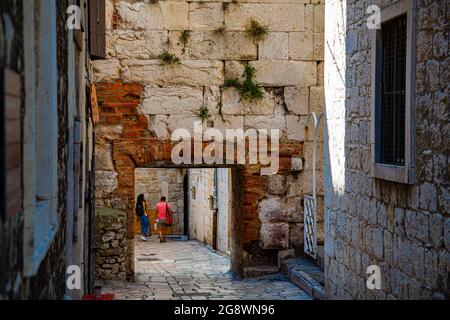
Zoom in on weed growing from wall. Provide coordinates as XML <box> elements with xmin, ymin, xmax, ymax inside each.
<box><xmin>158</xmin><ymin>50</ymin><xmax>181</xmax><ymax>65</ymax></box>
<box><xmin>179</xmin><ymin>30</ymin><xmax>191</xmax><ymax>55</ymax></box>
<box><xmin>214</xmin><ymin>26</ymin><xmax>227</xmax><ymax>36</ymax></box>
<box><xmin>246</xmin><ymin>19</ymin><xmax>268</xmax><ymax>43</ymax></box>
<box><xmin>197</xmin><ymin>106</ymin><xmax>211</xmax><ymax>123</ymax></box>
<box><xmin>224</xmin><ymin>64</ymin><xmax>264</xmax><ymax>102</ymax></box>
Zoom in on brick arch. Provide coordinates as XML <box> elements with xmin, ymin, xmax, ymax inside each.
<box><xmin>110</xmin><ymin>138</ymin><xmax>303</xmax><ymax>279</ymax></box>
<box><xmin>111</xmin><ymin>138</ymin><xmax>237</xmax><ymax>278</ymax></box>
<box><xmin>96</xmin><ymin>82</ymin><xmax>305</xmax><ymax>279</ymax></box>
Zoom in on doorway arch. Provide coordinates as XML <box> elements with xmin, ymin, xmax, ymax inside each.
<box><xmin>110</xmin><ymin>138</ymin><xmax>246</xmax><ymax>279</ymax></box>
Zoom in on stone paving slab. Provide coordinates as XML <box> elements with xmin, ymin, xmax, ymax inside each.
<box><xmin>102</xmin><ymin>239</ymin><xmax>312</xmax><ymax>300</ymax></box>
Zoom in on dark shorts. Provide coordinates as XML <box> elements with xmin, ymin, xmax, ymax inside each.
<box><xmin>158</xmin><ymin>219</ymin><xmax>166</xmax><ymax>226</ymax></box>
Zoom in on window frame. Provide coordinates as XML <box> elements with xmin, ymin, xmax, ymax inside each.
<box><xmin>0</xmin><ymin>70</ymin><xmax>4</xmax><ymax>222</ymax></box>
<box><xmin>370</xmin><ymin>0</ymin><xmax>417</xmax><ymax>184</ymax></box>
<box><xmin>23</xmin><ymin>0</ymin><xmax>59</xmax><ymax>277</ymax></box>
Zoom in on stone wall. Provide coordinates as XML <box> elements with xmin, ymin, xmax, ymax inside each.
<box><xmin>324</xmin><ymin>0</ymin><xmax>449</xmax><ymax>299</ymax></box>
<box><xmin>188</xmin><ymin>168</ymin><xmax>231</xmax><ymax>253</ymax></box>
<box><xmin>95</xmin><ymin>208</ymin><xmax>128</xmax><ymax>281</ymax></box>
<box><xmin>188</xmin><ymin>168</ymin><xmax>216</xmax><ymax>246</ymax></box>
<box><xmin>135</xmin><ymin>168</ymin><xmax>186</xmax><ymax>235</ymax></box>
<box><xmin>94</xmin><ymin>0</ymin><xmax>325</xmax><ymax>277</ymax></box>
<box><xmin>216</xmin><ymin>168</ymin><xmax>232</xmax><ymax>254</ymax></box>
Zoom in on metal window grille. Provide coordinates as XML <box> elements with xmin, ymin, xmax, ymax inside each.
<box><xmin>303</xmin><ymin>112</ymin><xmax>323</xmax><ymax>260</ymax></box>
<box><xmin>380</xmin><ymin>14</ymin><xmax>407</xmax><ymax>166</ymax></box>
<box><xmin>304</xmin><ymin>195</ymin><xmax>317</xmax><ymax>259</ymax></box>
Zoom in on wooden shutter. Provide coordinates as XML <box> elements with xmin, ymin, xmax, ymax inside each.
<box><xmin>89</xmin><ymin>0</ymin><xmax>106</xmax><ymax>59</ymax></box>
<box><xmin>1</xmin><ymin>68</ymin><xmax>22</xmax><ymax>220</ymax></box>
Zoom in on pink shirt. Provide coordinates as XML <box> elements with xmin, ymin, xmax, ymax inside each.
<box><xmin>156</xmin><ymin>202</ymin><xmax>171</xmax><ymax>220</ymax></box>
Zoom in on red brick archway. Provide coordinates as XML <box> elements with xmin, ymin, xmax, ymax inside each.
<box><xmin>96</xmin><ymin>82</ymin><xmax>304</xmax><ymax>279</ymax></box>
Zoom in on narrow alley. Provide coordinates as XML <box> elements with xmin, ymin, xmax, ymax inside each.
<box><xmin>102</xmin><ymin>239</ymin><xmax>312</xmax><ymax>300</ymax></box>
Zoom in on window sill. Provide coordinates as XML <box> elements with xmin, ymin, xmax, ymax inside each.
<box><xmin>372</xmin><ymin>163</ymin><xmax>415</xmax><ymax>185</ymax></box>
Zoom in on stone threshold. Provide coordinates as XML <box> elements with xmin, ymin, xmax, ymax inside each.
<box><xmin>243</xmin><ymin>266</ymin><xmax>279</xmax><ymax>279</ymax></box>
<box><xmin>136</xmin><ymin>235</ymin><xmax>189</xmax><ymax>241</ymax></box>
<box><xmin>281</xmin><ymin>258</ymin><xmax>325</xmax><ymax>300</ymax></box>
<box><xmin>166</xmin><ymin>235</ymin><xmax>189</xmax><ymax>241</ymax></box>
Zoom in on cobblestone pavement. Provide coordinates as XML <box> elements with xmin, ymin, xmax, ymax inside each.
<box><xmin>102</xmin><ymin>239</ymin><xmax>312</xmax><ymax>300</ymax></box>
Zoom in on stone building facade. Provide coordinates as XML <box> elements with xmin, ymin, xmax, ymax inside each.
<box><xmin>188</xmin><ymin>169</ymin><xmax>217</xmax><ymax>246</ymax></box>
<box><xmin>216</xmin><ymin>168</ymin><xmax>233</xmax><ymax>254</ymax></box>
<box><xmin>188</xmin><ymin>168</ymin><xmax>231</xmax><ymax>254</ymax></box>
<box><xmin>0</xmin><ymin>0</ymin><xmax>98</xmax><ymax>299</ymax></box>
<box><xmin>93</xmin><ymin>0</ymin><xmax>325</xmax><ymax>279</ymax></box>
<box><xmin>324</xmin><ymin>0</ymin><xmax>449</xmax><ymax>299</ymax></box>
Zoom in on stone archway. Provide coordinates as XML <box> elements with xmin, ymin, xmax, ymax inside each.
<box><xmin>95</xmin><ymin>81</ymin><xmax>306</xmax><ymax>280</ymax></box>
<box><xmin>111</xmin><ymin>137</ymin><xmax>304</xmax><ymax>279</ymax></box>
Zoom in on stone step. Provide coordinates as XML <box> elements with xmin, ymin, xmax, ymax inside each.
<box><xmin>282</xmin><ymin>258</ymin><xmax>325</xmax><ymax>300</ymax></box>
<box><xmin>243</xmin><ymin>266</ymin><xmax>279</xmax><ymax>279</ymax></box>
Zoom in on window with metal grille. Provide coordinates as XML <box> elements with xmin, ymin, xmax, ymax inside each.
<box><xmin>371</xmin><ymin>0</ymin><xmax>416</xmax><ymax>184</ymax></box>
<box><xmin>380</xmin><ymin>15</ymin><xmax>407</xmax><ymax>166</ymax></box>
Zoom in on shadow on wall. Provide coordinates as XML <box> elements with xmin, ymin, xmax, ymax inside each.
<box><xmin>323</xmin><ymin>0</ymin><xmax>348</xmax><ymax>300</ymax></box>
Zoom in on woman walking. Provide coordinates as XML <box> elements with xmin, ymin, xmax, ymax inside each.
<box><xmin>136</xmin><ymin>194</ymin><xmax>150</xmax><ymax>241</ymax></box>
<box><xmin>156</xmin><ymin>196</ymin><xmax>171</xmax><ymax>243</ymax></box>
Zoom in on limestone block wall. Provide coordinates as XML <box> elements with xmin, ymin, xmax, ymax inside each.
<box><xmin>188</xmin><ymin>168</ymin><xmax>231</xmax><ymax>254</ymax></box>
<box><xmin>217</xmin><ymin>168</ymin><xmax>232</xmax><ymax>254</ymax></box>
<box><xmin>324</xmin><ymin>0</ymin><xmax>449</xmax><ymax>299</ymax></box>
<box><xmin>188</xmin><ymin>169</ymin><xmax>216</xmax><ymax>246</ymax></box>
<box><xmin>135</xmin><ymin>168</ymin><xmax>186</xmax><ymax>235</ymax></box>
<box><xmin>95</xmin><ymin>208</ymin><xmax>128</xmax><ymax>281</ymax></box>
<box><xmin>93</xmin><ymin>0</ymin><xmax>325</xmax><ymax>276</ymax></box>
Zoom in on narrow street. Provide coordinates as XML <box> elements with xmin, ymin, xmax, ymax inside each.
<box><xmin>102</xmin><ymin>239</ymin><xmax>312</xmax><ymax>300</ymax></box>
<box><xmin>1</xmin><ymin>0</ymin><xmax>448</xmax><ymax>302</ymax></box>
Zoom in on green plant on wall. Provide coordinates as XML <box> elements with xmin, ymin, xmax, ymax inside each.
<box><xmin>214</xmin><ymin>26</ymin><xmax>227</xmax><ymax>36</ymax></box>
<box><xmin>197</xmin><ymin>106</ymin><xmax>211</xmax><ymax>123</ymax></box>
<box><xmin>217</xmin><ymin>101</ymin><xmax>230</xmax><ymax>124</ymax></box>
<box><xmin>223</xmin><ymin>64</ymin><xmax>264</xmax><ymax>102</ymax></box>
<box><xmin>179</xmin><ymin>30</ymin><xmax>191</xmax><ymax>55</ymax></box>
<box><xmin>158</xmin><ymin>50</ymin><xmax>181</xmax><ymax>65</ymax></box>
<box><xmin>246</xmin><ymin>19</ymin><xmax>268</xmax><ymax>43</ymax></box>
<box><xmin>223</xmin><ymin>1</ymin><xmax>235</xmax><ymax>12</ymax></box>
